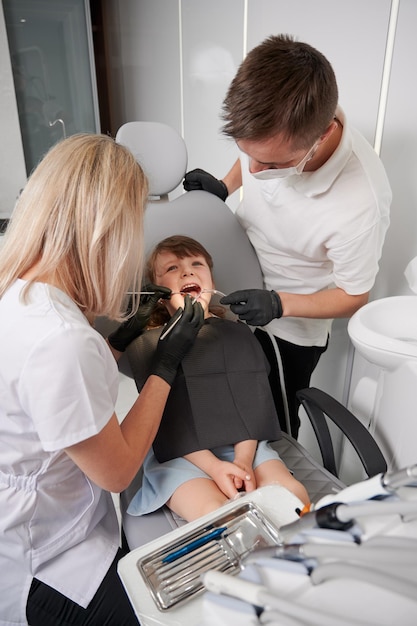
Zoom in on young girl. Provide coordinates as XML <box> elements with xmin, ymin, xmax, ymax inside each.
<box><xmin>127</xmin><ymin>235</ymin><xmax>309</xmax><ymax>522</ymax></box>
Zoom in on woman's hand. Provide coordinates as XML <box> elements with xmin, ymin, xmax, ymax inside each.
<box><xmin>152</xmin><ymin>295</ymin><xmax>204</xmax><ymax>385</ymax></box>
<box><xmin>107</xmin><ymin>284</ymin><xmax>171</xmax><ymax>353</ymax></box>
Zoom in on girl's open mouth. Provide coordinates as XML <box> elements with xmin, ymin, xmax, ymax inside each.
<box><xmin>177</xmin><ymin>283</ymin><xmax>202</xmax><ymax>299</ymax></box>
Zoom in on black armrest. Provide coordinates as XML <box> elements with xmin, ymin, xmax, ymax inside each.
<box><xmin>296</xmin><ymin>387</ymin><xmax>387</xmax><ymax>478</ymax></box>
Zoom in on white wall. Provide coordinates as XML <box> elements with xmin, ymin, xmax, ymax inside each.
<box><xmin>372</xmin><ymin>0</ymin><xmax>417</xmax><ymax>299</ymax></box>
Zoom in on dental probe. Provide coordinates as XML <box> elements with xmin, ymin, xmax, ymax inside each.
<box><xmin>312</xmin><ymin>463</ymin><xmax>417</xmax><ymax>510</ymax></box>
<box><xmin>159</xmin><ymin>295</ymin><xmax>198</xmax><ymax>340</ymax></box>
<box><xmin>128</xmin><ymin>289</ymin><xmax>228</xmax><ymax>296</ymax></box>
<box><xmin>126</xmin><ymin>291</ymin><xmax>181</xmax><ymax>295</ymax></box>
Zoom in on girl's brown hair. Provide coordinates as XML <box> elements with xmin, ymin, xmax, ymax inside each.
<box><xmin>146</xmin><ymin>235</ymin><xmax>225</xmax><ymax>327</ymax></box>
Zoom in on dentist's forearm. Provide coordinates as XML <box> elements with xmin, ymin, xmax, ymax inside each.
<box><xmin>222</xmin><ymin>159</ymin><xmax>242</xmax><ymax>196</ymax></box>
<box><xmin>279</xmin><ymin>288</ymin><xmax>369</xmax><ymax>319</ymax></box>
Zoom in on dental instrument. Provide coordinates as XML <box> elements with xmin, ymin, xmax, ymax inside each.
<box><xmin>157</xmin><ymin>293</ymin><xmax>199</xmax><ymax>340</ymax></box>
<box><xmin>313</xmin><ymin>464</ymin><xmax>417</xmax><ymax>510</ymax></box>
<box><xmin>277</xmin><ymin>498</ymin><xmax>417</xmax><ymax>543</ymax></box>
<box><xmin>200</xmin><ymin>288</ymin><xmax>227</xmax><ymax>297</ymax></box>
<box><xmin>127</xmin><ymin>290</ymin><xmax>182</xmax><ymax>296</ymax></box>
<box><xmin>128</xmin><ymin>289</ymin><xmax>228</xmax><ymax>301</ymax></box>
<box><xmin>252</xmin><ymin>540</ymin><xmax>417</xmax><ymax>566</ymax></box>
<box><xmin>202</xmin><ymin>570</ymin><xmax>366</xmax><ymax>626</ymax></box>
<box><xmin>158</xmin><ymin>310</ymin><xmax>183</xmax><ymax>340</ymax></box>
<box><xmin>162</xmin><ymin>527</ymin><xmax>227</xmax><ymax>563</ymax></box>
<box><xmin>310</xmin><ymin>562</ymin><xmax>417</xmax><ymax>602</ymax></box>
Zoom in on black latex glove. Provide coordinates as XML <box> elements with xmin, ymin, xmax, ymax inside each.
<box><xmin>108</xmin><ymin>284</ymin><xmax>172</xmax><ymax>352</ymax></box>
<box><xmin>183</xmin><ymin>168</ymin><xmax>228</xmax><ymax>201</ymax></box>
<box><xmin>152</xmin><ymin>294</ymin><xmax>204</xmax><ymax>385</ymax></box>
<box><xmin>220</xmin><ymin>289</ymin><xmax>283</xmax><ymax>327</ymax></box>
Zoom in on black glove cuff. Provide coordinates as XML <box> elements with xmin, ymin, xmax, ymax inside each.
<box><xmin>151</xmin><ymin>358</ymin><xmax>177</xmax><ymax>387</ymax></box>
<box><xmin>217</xmin><ymin>180</ymin><xmax>229</xmax><ymax>201</ymax></box>
<box><xmin>271</xmin><ymin>291</ymin><xmax>283</xmax><ymax>319</ymax></box>
<box><xmin>108</xmin><ymin>325</ymin><xmax>142</xmax><ymax>352</ymax></box>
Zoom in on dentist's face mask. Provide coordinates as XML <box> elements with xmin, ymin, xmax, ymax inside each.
<box><xmin>251</xmin><ymin>141</ymin><xmax>319</xmax><ymax>180</ymax></box>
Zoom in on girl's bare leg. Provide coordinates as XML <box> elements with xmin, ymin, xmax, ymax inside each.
<box><xmin>254</xmin><ymin>459</ymin><xmax>310</xmax><ymax>505</ymax></box>
<box><xmin>167</xmin><ymin>477</ymin><xmax>230</xmax><ymax>522</ymax></box>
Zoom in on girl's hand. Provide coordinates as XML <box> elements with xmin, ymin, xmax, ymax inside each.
<box><xmin>232</xmin><ymin>440</ymin><xmax>257</xmax><ymax>492</ymax></box>
<box><xmin>232</xmin><ymin>462</ymin><xmax>256</xmax><ymax>492</ymax></box>
<box><xmin>209</xmin><ymin>460</ymin><xmax>254</xmax><ymax>500</ymax></box>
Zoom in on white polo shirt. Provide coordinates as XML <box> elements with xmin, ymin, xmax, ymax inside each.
<box><xmin>0</xmin><ymin>281</ymin><xmax>120</xmax><ymax>625</ymax></box>
<box><xmin>236</xmin><ymin>108</ymin><xmax>392</xmax><ymax>346</ymax></box>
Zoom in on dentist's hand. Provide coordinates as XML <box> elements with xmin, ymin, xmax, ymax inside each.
<box><xmin>183</xmin><ymin>168</ymin><xmax>228</xmax><ymax>201</ymax></box>
<box><xmin>152</xmin><ymin>295</ymin><xmax>204</xmax><ymax>385</ymax></box>
<box><xmin>220</xmin><ymin>289</ymin><xmax>283</xmax><ymax>326</ymax></box>
<box><xmin>108</xmin><ymin>284</ymin><xmax>171</xmax><ymax>352</ymax></box>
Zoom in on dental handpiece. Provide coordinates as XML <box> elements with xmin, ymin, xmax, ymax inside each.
<box><xmin>277</xmin><ymin>498</ymin><xmax>417</xmax><ymax>543</ymax></box>
<box><xmin>313</xmin><ymin>464</ymin><xmax>417</xmax><ymax>510</ymax></box>
<box><xmin>381</xmin><ymin>464</ymin><xmax>417</xmax><ymax>490</ymax></box>
<box><xmin>202</xmin><ymin>570</ymin><xmax>359</xmax><ymax>626</ymax></box>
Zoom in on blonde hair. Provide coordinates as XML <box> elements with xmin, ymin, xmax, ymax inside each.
<box><xmin>0</xmin><ymin>133</ymin><xmax>148</xmax><ymax>320</ymax></box>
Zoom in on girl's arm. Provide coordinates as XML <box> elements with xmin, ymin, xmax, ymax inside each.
<box><xmin>232</xmin><ymin>440</ymin><xmax>257</xmax><ymax>491</ymax></box>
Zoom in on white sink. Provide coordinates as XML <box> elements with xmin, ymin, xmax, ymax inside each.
<box><xmin>348</xmin><ymin>296</ymin><xmax>417</xmax><ymax>370</ymax></box>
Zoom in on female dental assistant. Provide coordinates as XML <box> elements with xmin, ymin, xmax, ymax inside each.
<box><xmin>0</xmin><ymin>133</ymin><xmax>203</xmax><ymax>626</ymax></box>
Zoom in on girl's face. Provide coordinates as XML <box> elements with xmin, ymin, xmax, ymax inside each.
<box><xmin>153</xmin><ymin>250</ymin><xmax>213</xmax><ymax>317</ymax></box>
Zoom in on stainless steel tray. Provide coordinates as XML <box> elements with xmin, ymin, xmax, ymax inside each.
<box><xmin>136</xmin><ymin>501</ymin><xmax>280</xmax><ymax>611</ymax></box>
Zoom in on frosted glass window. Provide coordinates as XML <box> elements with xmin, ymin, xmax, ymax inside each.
<box><xmin>3</xmin><ymin>0</ymin><xmax>99</xmax><ymax>174</ymax></box>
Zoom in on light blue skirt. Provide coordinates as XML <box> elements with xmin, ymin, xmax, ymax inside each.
<box><xmin>127</xmin><ymin>441</ymin><xmax>281</xmax><ymax>516</ymax></box>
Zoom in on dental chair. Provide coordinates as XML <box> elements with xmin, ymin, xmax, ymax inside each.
<box><xmin>106</xmin><ymin>121</ymin><xmax>387</xmax><ymax>550</ymax></box>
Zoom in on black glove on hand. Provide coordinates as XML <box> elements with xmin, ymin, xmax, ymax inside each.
<box><xmin>183</xmin><ymin>168</ymin><xmax>228</xmax><ymax>201</ymax></box>
<box><xmin>220</xmin><ymin>289</ymin><xmax>283</xmax><ymax>327</ymax></box>
<box><xmin>152</xmin><ymin>295</ymin><xmax>204</xmax><ymax>385</ymax></box>
<box><xmin>108</xmin><ymin>284</ymin><xmax>172</xmax><ymax>352</ymax></box>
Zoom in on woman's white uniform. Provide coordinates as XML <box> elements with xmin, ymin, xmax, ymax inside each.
<box><xmin>0</xmin><ymin>280</ymin><xmax>120</xmax><ymax>626</ymax></box>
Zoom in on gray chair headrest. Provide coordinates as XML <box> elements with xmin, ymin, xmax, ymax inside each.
<box><xmin>116</xmin><ymin>121</ymin><xmax>187</xmax><ymax>197</ymax></box>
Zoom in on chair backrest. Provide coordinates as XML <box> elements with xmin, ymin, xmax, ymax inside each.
<box><xmin>114</xmin><ymin>124</ymin><xmax>360</xmax><ymax>552</ymax></box>
<box><xmin>116</xmin><ymin>120</ymin><xmax>264</xmax><ymax>303</ymax></box>
<box><xmin>95</xmin><ymin>121</ymin><xmax>264</xmax><ymax>375</ymax></box>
